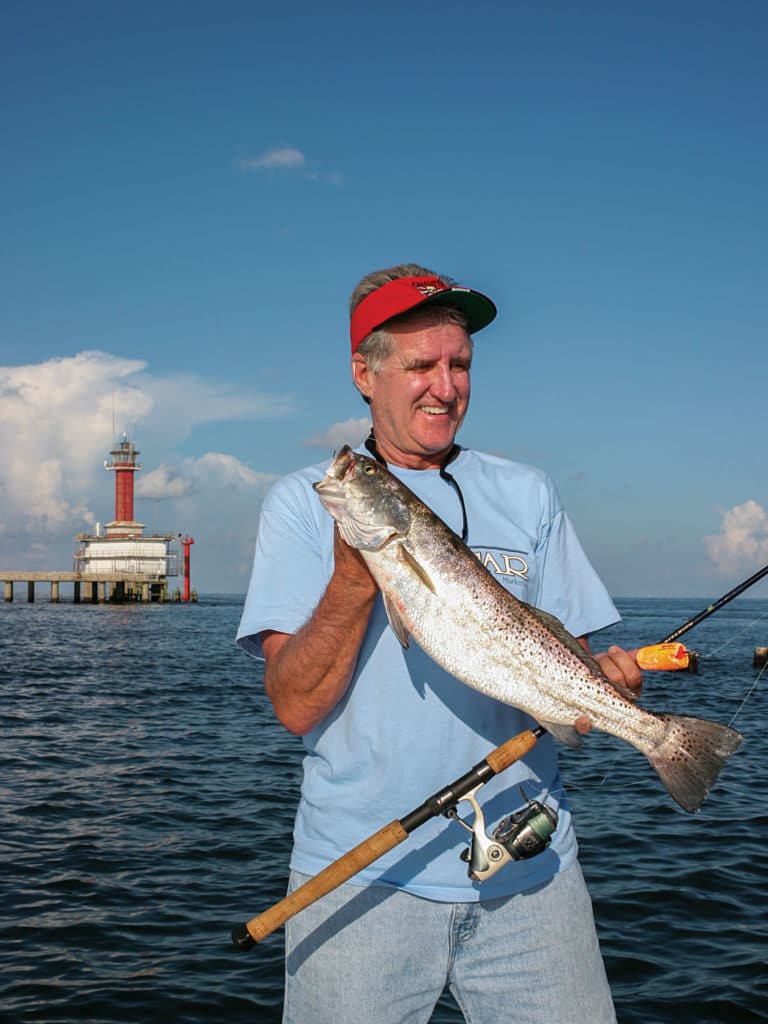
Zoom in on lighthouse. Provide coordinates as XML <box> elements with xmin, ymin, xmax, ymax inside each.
<box><xmin>73</xmin><ymin>434</ymin><xmax>180</xmax><ymax>600</ymax></box>
<box><xmin>104</xmin><ymin>434</ymin><xmax>143</xmax><ymax>537</ymax></box>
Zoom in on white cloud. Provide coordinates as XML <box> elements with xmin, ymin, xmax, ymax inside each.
<box><xmin>703</xmin><ymin>500</ymin><xmax>768</xmax><ymax>573</ymax></box>
<box><xmin>138</xmin><ymin>453</ymin><xmax>273</xmax><ymax>501</ymax></box>
<box><xmin>139</xmin><ymin>453</ymin><xmax>279</xmax><ymax>591</ymax></box>
<box><xmin>0</xmin><ymin>352</ymin><xmax>152</xmax><ymax>533</ymax></box>
<box><xmin>0</xmin><ymin>351</ymin><xmax>293</xmax><ymax>578</ymax></box>
<box><xmin>135</xmin><ymin>465</ymin><xmax>192</xmax><ymax>500</ymax></box>
<box><xmin>239</xmin><ymin>147</ymin><xmax>307</xmax><ymax>171</ymax></box>
<box><xmin>238</xmin><ymin>147</ymin><xmax>343</xmax><ymax>186</ymax></box>
<box><xmin>304</xmin><ymin>417</ymin><xmax>371</xmax><ymax>449</ymax></box>
<box><xmin>192</xmin><ymin>452</ymin><xmax>270</xmax><ymax>487</ymax></box>
<box><xmin>135</xmin><ymin>371</ymin><xmax>294</xmax><ymax>438</ymax></box>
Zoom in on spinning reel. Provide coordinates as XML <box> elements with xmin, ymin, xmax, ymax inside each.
<box><xmin>446</xmin><ymin>786</ymin><xmax>558</xmax><ymax>881</ymax></box>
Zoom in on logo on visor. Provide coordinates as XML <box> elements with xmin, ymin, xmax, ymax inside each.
<box><xmin>414</xmin><ymin>281</ymin><xmax>447</xmax><ymax>297</ymax></box>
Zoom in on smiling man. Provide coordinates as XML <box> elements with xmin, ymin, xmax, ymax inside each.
<box><xmin>237</xmin><ymin>263</ymin><xmax>641</xmax><ymax>1023</ymax></box>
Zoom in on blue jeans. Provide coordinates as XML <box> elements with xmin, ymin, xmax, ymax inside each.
<box><xmin>283</xmin><ymin>862</ymin><xmax>615</xmax><ymax>1023</ymax></box>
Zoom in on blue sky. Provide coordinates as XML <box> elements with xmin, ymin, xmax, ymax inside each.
<box><xmin>1</xmin><ymin>0</ymin><xmax>767</xmax><ymax>598</ymax></box>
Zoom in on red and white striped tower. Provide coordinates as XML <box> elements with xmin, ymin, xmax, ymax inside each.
<box><xmin>181</xmin><ymin>536</ymin><xmax>194</xmax><ymax>602</ymax></box>
<box><xmin>104</xmin><ymin>435</ymin><xmax>143</xmax><ymax>536</ymax></box>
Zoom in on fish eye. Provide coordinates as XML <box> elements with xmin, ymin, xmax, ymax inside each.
<box><xmin>363</xmin><ymin>464</ymin><xmax>376</xmax><ymax>476</ymax></box>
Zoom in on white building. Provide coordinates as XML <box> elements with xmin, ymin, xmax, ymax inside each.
<box><xmin>74</xmin><ymin>532</ymin><xmax>177</xmax><ymax>579</ymax></box>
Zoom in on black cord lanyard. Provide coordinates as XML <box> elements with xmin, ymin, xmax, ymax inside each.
<box><xmin>364</xmin><ymin>431</ymin><xmax>469</xmax><ymax>542</ymax></box>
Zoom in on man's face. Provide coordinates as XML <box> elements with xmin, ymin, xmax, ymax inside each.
<box><xmin>352</xmin><ymin>318</ymin><xmax>472</xmax><ymax>470</ymax></box>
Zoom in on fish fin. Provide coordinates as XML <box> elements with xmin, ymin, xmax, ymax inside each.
<box><xmin>521</xmin><ymin>601</ymin><xmax>603</xmax><ymax>670</ymax></box>
<box><xmin>539</xmin><ymin>720</ymin><xmax>584</xmax><ymax>749</ymax></box>
<box><xmin>383</xmin><ymin>593</ymin><xmax>410</xmax><ymax>648</ymax></box>
<box><xmin>521</xmin><ymin>600</ymin><xmax>638</xmax><ymax>700</ymax></box>
<box><xmin>647</xmin><ymin>714</ymin><xmax>743</xmax><ymax>813</ymax></box>
<box><xmin>398</xmin><ymin>543</ymin><xmax>437</xmax><ymax>593</ymax></box>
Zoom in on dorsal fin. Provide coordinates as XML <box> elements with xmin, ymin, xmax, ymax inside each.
<box><xmin>520</xmin><ymin>600</ymin><xmax>637</xmax><ymax>701</ymax></box>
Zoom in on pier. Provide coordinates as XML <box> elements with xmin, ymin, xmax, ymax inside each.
<box><xmin>1</xmin><ymin>571</ymin><xmax>176</xmax><ymax>604</ymax></box>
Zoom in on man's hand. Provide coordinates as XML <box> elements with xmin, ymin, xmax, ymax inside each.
<box><xmin>574</xmin><ymin>643</ymin><xmax>643</xmax><ymax>735</ymax></box>
<box><xmin>594</xmin><ymin>645</ymin><xmax>643</xmax><ymax>698</ymax></box>
<box><xmin>332</xmin><ymin>525</ymin><xmax>379</xmax><ymax>597</ymax></box>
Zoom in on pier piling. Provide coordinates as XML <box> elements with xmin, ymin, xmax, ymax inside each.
<box><xmin>0</xmin><ymin>573</ymin><xmax>176</xmax><ymax>605</ymax></box>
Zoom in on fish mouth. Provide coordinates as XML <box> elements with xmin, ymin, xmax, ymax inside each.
<box><xmin>328</xmin><ymin>445</ymin><xmax>356</xmax><ymax>480</ymax></box>
<box><xmin>313</xmin><ymin>445</ymin><xmax>356</xmax><ymax>498</ymax></box>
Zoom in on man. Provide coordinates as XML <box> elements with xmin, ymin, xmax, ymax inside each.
<box><xmin>237</xmin><ymin>263</ymin><xmax>642</xmax><ymax>1023</ymax></box>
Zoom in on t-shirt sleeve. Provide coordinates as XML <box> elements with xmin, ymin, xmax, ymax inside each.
<box><xmin>236</xmin><ymin>472</ymin><xmax>333</xmax><ymax>659</ymax></box>
<box><xmin>532</xmin><ymin>482</ymin><xmax>619</xmax><ymax>639</ymax></box>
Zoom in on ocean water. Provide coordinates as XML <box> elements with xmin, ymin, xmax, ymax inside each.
<box><xmin>1</xmin><ymin>594</ymin><xmax>766</xmax><ymax>1024</ymax></box>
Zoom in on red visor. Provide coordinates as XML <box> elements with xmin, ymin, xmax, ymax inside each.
<box><xmin>350</xmin><ymin>275</ymin><xmax>496</xmax><ymax>354</ymax></box>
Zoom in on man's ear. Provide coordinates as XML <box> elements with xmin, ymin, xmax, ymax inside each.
<box><xmin>351</xmin><ymin>354</ymin><xmax>375</xmax><ymax>400</ymax></box>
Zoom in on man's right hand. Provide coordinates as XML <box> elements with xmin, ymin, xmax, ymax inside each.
<box><xmin>331</xmin><ymin>525</ymin><xmax>379</xmax><ymax>596</ymax></box>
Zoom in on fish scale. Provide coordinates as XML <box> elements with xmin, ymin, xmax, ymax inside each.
<box><xmin>314</xmin><ymin>447</ymin><xmax>743</xmax><ymax>813</ymax></box>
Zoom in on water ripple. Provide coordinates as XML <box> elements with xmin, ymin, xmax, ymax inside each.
<box><xmin>1</xmin><ymin>596</ymin><xmax>766</xmax><ymax>1023</ymax></box>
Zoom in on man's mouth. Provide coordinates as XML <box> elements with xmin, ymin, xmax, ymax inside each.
<box><xmin>418</xmin><ymin>405</ymin><xmax>451</xmax><ymax>416</ymax></box>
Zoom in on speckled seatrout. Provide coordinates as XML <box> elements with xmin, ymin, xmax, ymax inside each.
<box><xmin>313</xmin><ymin>446</ymin><xmax>743</xmax><ymax>813</ymax></box>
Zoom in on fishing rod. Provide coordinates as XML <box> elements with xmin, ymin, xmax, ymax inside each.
<box><xmin>634</xmin><ymin>562</ymin><xmax>768</xmax><ymax>673</ymax></box>
<box><xmin>232</xmin><ymin>726</ymin><xmax>549</xmax><ymax>950</ymax></box>
<box><xmin>661</xmin><ymin>562</ymin><xmax>768</xmax><ymax>643</ymax></box>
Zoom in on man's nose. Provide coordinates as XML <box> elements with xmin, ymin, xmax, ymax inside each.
<box><xmin>430</xmin><ymin>364</ymin><xmax>457</xmax><ymax>400</ymax></box>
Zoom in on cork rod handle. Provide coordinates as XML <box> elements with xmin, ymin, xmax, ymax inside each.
<box><xmin>232</xmin><ymin>820</ymin><xmax>408</xmax><ymax>948</ymax></box>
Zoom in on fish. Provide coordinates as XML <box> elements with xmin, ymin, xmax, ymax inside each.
<box><xmin>313</xmin><ymin>446</ymin><xmax>743</xmax><ymax>813</ymax></box>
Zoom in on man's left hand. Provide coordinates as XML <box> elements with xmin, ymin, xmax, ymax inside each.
<box><xmin>594</xmin><ymin>645</ymin><xmax>643</xmax><ymax>698</ymax></box>
<box><xmin>574</xmin><ymin>644</ymin><xmax>643</xmax><ymax>735</ymax></box>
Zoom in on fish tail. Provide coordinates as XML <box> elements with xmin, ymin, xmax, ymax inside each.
<box><xmin>646</xmin><ymin>714</ymin><xmax>743</xmax><ymax>813</ymax></box>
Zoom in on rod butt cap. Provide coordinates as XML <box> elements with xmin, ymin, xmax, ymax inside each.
<box><xmin>231</xmin><ymin>924</ymin><xmax>255</xmax><ymax>951</ymax></box>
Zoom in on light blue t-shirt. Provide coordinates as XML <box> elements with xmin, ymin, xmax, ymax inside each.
<box><xmin>237</xmin><ymin>448</ymin><xmax>619</xmax><ymax>901</ymax></box>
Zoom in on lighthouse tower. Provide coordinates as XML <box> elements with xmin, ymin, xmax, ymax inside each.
<box><xmin>73</xmin><ymin>433</ymin><xmax>179</xmax><ymax>598</ymax></box>
<box><xmin>104</xmin><ymin>434</ymin><xmax>143</xmax><ymax>537</ymax></box>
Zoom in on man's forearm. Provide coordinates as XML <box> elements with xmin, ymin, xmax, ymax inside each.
<box><xmin>263</xmin><ymin>569</ymin><xmax>378</xmax><ymax>736</ymax></box>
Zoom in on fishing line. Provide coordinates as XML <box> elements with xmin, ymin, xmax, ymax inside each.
<box><xmin>675</xmin><ymin>602</ymin><xmax>768</xmax><ymax>724</ymax></box>
<box><xmin>698</xmin><ymin>604</ymin><xmax>768</xmax><ymax>661</ymax></box>
<box><xmin>728</xmin><ymin>659</ymin><xmax>766</xmax><ymax>727</ymax></box>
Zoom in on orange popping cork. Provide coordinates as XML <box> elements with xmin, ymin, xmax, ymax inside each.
<box><xmin>635</xmin><ymin>642</ymin><xmax>690</xmax><ymax>671</ymax></box>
